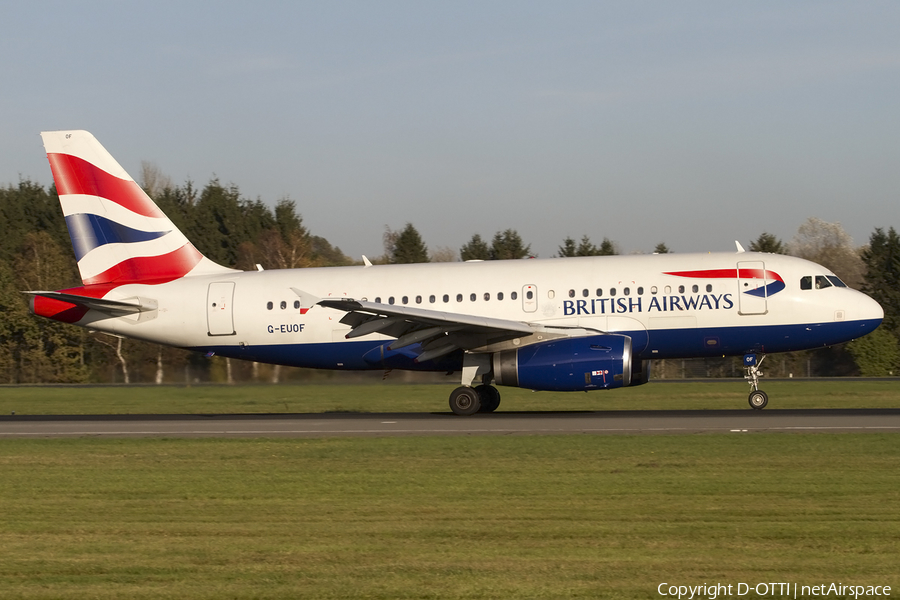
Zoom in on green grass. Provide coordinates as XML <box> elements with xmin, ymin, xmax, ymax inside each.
<box><xmin>1</xmin><ymin>380</ymin><xmax>898</xmax><ymax>415</ymax></box>
<box><xmin>0</xmin><ymin>434</ymin><xmax>897</xmax><ymax>599</ymax></box>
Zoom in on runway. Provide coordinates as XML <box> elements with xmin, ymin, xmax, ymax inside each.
<box><xmin>2</xmin><ymin>408</ymin><xmax>899</xmax><ymax>438</ymax></box>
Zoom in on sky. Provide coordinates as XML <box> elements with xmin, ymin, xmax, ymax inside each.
<box><xmin>2</xmin><ymin>1</ymin><xmax>899</xmax><ymax>260</ymax></box>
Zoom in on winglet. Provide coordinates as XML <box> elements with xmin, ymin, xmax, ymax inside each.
<box><xmin>735</xmin><ymin>241</ymin><xmax>746</xmax><ymax>253</ymax></box>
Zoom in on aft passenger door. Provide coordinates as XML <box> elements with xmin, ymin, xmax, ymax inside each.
<box><xmin>737</xmin><ymin>261</ymin><xmax>767</xmax><ymax>315</ymax></box>
<box><xmin>207</xmin><ymin>282</ymin><xmax>236</xmax><ymax>336</ymax></box>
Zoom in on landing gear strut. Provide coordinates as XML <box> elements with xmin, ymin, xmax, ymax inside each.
<box><xmin>744</xmin><ymin>354</ymin><xmax>768</xmax><ymax>410</ymax></box>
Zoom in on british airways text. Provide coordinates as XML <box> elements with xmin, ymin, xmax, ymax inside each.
<box><xmin>563</xmin><ymin>294</ymin><xmax>734</xmax><ymax>316</ymax></box>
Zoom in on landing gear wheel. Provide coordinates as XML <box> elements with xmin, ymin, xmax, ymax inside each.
<box><xmin>748</xmin><ymin>390</ymin><xmax>768</xmax><ymax>410</ymax></box>
<box><xmin>475</xmin><ymin>385</ymin><xmax>501</xmax><ymax>413</ymax></box>
<box><xmin>449</xmin><ymin>386</ymin><xmax>482</xmax><ymax>416</ymax></box>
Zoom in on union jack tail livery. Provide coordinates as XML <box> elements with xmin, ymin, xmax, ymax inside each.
<box><xmin>41</xmin><ymin>130</ymin><xmax>232</xmax><ymax>286</ymax></box>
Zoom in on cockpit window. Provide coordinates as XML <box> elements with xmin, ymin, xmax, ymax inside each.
<box><xmin>826</xmin><ymin>276</ymin><xmax>847</xmax><ymax>288</ymax></box>
<box><xmin>800</xmin><ymin>276</ymin><xmax>812</xmax><ymax>290</ymax></box>
<box><xmin>815</xmin><ymin>275</ymin><xmax>832</xmax><ymax>289</ymax></box>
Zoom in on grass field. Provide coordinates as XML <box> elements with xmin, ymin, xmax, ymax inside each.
<box><xmin>1</xmin><ymin>382</ymin><xmax>898</xmax><ymax>598</ymax></box>
<box><xmin>0</xmin><ymin>434</ymin><xmax>898</xmax><ymax>599</ymax></box>
<box><xmin>0</xmin><ymin>379</ymin><xmax>898</xmax><ymax>415</ymax></box>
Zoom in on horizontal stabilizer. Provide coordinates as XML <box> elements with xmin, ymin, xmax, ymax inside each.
<box><xmin>24</xmin><ymin>291</ymin><xmax>157</xmax><ymax>314</ymax></box>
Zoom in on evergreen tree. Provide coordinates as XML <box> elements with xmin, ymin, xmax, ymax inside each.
<box><xmin>860</xmin><ymin>227</ymin><xmax>900</xmax><ymax>337</ymax></box>
<box><xmin>749</xmin><ymin>232</ymin><xmax>785</xmax><ymax>254</ymax></box>
<box><xmin>597</xmin><ymin>238</ymin><xmax>617</xmax><ymax>256</ymax></box>
<box><xmin>557</xmin><ymin>236</ymin><xmax>577</xmax><ymax>258</ymax></box>
<box><xmin>460</xmin><ymin>233</ymin><xmax>490</xmax><ymax>261</ymax></box>
<box><xmin>389</xmin><ymin>223</ymin><xmax>429</xmax><ymax>264</ymax></box>
<box><xmin>576</xmin><ymin>235</ymin><xmax>601</xmax><ymax>256</ymax></box>
<box><xmin>490</xmin><ymin>229</ymin><xmax>531</xmax><ymax>260</ymax></box>
<box><xmin>847</xmin><ymin>326</ymin><xmax>899</xmax><ymax>376</ymax></box>
<box><xmin>654</xmin><ymin>242</ymin><xmax>670</xmax><ymax>254</ymax></box>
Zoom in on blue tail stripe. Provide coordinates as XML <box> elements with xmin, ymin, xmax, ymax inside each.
<box><xmin>64</xmin><ymin>213</ymin><xmax>171</xmax><ymax>261</ymax></box>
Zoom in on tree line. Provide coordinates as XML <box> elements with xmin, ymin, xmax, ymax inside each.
<box><xmin>0</xmin><ymin>176</ymin><xmax>897</xmax><ymax>383</ymax></box>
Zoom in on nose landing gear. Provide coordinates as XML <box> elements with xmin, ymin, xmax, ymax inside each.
<box><xmin>744</xmin><ymin>354</ymin><xmax>768</xmax><ymax>410</ymax></box>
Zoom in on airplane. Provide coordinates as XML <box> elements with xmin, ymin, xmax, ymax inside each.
<box><xmin>27</xmin><ymin>130</ymin><xmax>884</xmax><ymax>414</ymax></box>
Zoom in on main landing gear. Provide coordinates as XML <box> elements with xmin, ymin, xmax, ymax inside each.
<box><xmin>448</xmin><ymin>384</ymin><xmax>501</xmax><ymax>416</ymax></box>
<box><xmin>744</xmin><ymin>353</ymin><xmax>768</xmax><ymax>410</ymax></box>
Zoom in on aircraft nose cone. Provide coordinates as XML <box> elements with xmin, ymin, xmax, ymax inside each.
<box><xmin>857</xmin><ymin>291</ymin><xmax>884</xmax><ymax>325</ymax></box>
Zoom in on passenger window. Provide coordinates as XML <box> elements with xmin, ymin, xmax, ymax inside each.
<box><xmin>375</xmin><ymin>297</ymin><xmax>381</xmax><ymax>303</ymax></box>
<box><xmin>692</xmin><ymin>285</ymin><xmax>698</xmax><ymax>293</ymax></box>
<box><xmin>280</xmin><ymin>301</ymin><xmax>287</xmax><ymax>310</ymax></box>
<box><xmin>443</xmin><ymin>294</ymin><xmax>449</xmax><ymax>303</ymax></box>
<box><xmin>470</xmin><ymin>293</ymin><xmax>476</xmax><ymax>302</ymax></box>
<box><xmin>484</xmin><ymin>292</ymin><xmax>490</xmax><ymax>301</ymax></box>
<box><xmin>582</xmin><ymin>289</ymin><xmax>589</xmax><ymax>297</ymax></box>
<box><xmin>678</xmin><ymin>285</ymin><xmax>685</xmax><ymax>294</ymax></box>
<box><xmin>389</xmin><ymin>297</ymin><xmax>395</xmax><ymax>305</ymax></box>
<box><xmin>548</xmin><ymin>290</ymin><xmax>555</xmax><ymax>299</ymax></box>
<box><xmin>294</xmin><ymin>300</ymin><xmax>300</xmax><ymax>309</ymax></box>
<box><xmin>815</xmin><ymin>276</ymin><xmax>832</xmax><ymax>289</ymax></box>
<box><xmin>568</xmin><ymin>289</ymin><xmax>575</xmax><ymax>298</ymax></box>
<box><xmin>416</xmin><ymin>296</ymin><xmax>422</xmax><ymax>304</ymax></box>
<box><xmin>456</xmin><ymin>294</ymin><xmax>463</xmax><ymax>302</ymax></box>
<box><xmin>610</xmin><ymin>288</ymin><xmax>616</xmax><ymax>296</ymax></box>
<box><xmin>800</xmin><ymin>276</ymin><xmax>812</xmax><ymax>290</ymax></box>
<box><xmin>429</xmin><ymin>295</ymin><xmax>435</xmax><ymax>303</ymax></box>
<box><xmin>402</xmin><ymin>296</ymin><xmax>409</xmax><ymax>304</ymax></box>
<box><xmin>637</xmin><ymin>287</ymin><xmax>644</xmax><ymax>295</ymax></box>
<box><xmin>526</xmin><ymin>291</ymin><xmax>533</xmax><ymax>300</ymax></box>
<box><xmin>623</xmin><ymin>287</ymin><xmax>630</xmax><ymax>296</ymax></box>
<box><xmin>596</xmin><ymin>288</ymin><xmax>603</xmax><ymax>296</ymax></box>
<box><xmin>665</xmin><ymin>286</ymin><xmax>671</xmax><ymax>294</ymax></box>
<box><xmin>266</xmin><ymin>301</ymin><xmax>273</xmax><ymax>310</ymax></box>
<box><xmin>511</xmin><ymin>291</ymin><xmax>518</xmax><ymax>300</ymax></box>
<box><xmin>706</xmin><ymin>284</ymin><xmax>712</xmax><ymax>292</ymax></box>
<box><xmin>498</xmin><ymin>292</ymin><xmax>504</xmax><ymax>301</ymax></box>
<box><xmin>650</xmin><ymin>286</ymin><xmax>657</xmax><ymax>294</ymax></box>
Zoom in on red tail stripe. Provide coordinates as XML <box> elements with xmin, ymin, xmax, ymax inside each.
<box><xmin>82</xmin><ymin>244</ymin><xmax>204</xmax><ymax>285</ymax></box>
<box><xmin>47</xmin><ymin>153</ymin><xmax>165</xmax><ymax>219</ymax></box>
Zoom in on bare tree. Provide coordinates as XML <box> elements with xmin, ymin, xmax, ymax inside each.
<box><xmin>139</xmin><ymin>161</ymin><xmax>173</xmax><ymax>199</ymax></box>
<box><xmin>430</xmin><ymin>246</ymin><xmax>457</xmax><ymax>262</ymax></box>
<box><xmin>787</xmin><ymin>217</ymin><xmax>865</xmax><ymax>288</ymax></box>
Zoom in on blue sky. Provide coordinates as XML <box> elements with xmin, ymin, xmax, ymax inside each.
<box><xmin>3</xmin><ymin>2</ymin><xmax>898</xmax><ymax>259</ymax></box>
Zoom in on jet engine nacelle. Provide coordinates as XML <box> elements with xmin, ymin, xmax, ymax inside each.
<box><xmin>492</xmin><ymin>334</ymin><xmax>650</xmax><ymax>392</ymax></box>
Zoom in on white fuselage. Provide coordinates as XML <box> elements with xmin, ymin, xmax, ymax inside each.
<box><xmin>72</xmin><ymin>251</ymin><xmax>883</xmax><ymax>371</ymax></box>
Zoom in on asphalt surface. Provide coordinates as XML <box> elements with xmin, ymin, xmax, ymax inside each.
<box><xmin>1</xmin><ymin>408</ymin><xmax>899</xmax><ymax>438</ymax></box>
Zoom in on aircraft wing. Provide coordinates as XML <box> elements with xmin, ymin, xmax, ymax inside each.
<box><xmin>317</xmin><ymin>298</ymin><xmax>535</xmax><ymax>363</ymax></box>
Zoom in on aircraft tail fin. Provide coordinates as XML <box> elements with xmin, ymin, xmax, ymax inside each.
<box><xmin>40</xmin><ymin>130</ymin><xmax>235</xmax><ymax>286</ymax></box>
